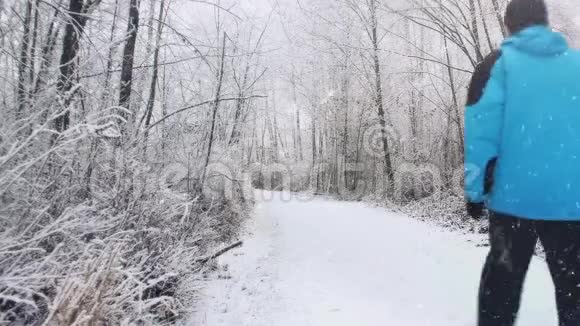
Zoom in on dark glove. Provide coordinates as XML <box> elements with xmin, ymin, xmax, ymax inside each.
<box><xmin>466</xmin><ymin>202</ymin><xmax>485</xmax><ymax>220</ymax></box>
<box><xmin>484</xmin><ymin>158</ymin><xmax>497</xmax><ymax>195</ymax></box>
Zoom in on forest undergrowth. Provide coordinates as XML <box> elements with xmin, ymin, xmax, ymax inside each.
<box><xmin>0</xmin><ymin>114</ymin><xmax>251</xmax><ymax>325</ymax></box>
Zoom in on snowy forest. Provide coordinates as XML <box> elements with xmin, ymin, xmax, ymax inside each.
<box><xmin>0</xmin><ymin>0</ymin><xmax>579</xmax><ymax>324</ymax></box>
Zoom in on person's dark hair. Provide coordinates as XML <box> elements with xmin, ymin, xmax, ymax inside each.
<box><xmin>504</xmin><ymin>0</ymin><xmax>549</xmax><ymax>35</ymax></box>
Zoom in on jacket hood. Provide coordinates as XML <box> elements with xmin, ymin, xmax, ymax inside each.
<box><xmin>502</xmin><ymin>25</ymin><xmax>569</xmax><ymax>56</ymax></box>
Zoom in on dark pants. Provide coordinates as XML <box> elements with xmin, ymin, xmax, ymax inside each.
<box><xmin>478</xmin><ymin>212</ymin><xmax>580</xmax><ymax>326</ymax></box>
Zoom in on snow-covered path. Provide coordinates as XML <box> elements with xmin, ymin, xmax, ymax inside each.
<box><xmin>190</xmin><ymin>192</ymin><xmax>558</xmax><ymax>326</ymax></box>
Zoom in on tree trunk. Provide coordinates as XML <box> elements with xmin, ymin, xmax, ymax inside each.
<box><xmin>444</xmin><ymin>37</ymin><xmax>464</xmax><ymax>162</ymax></box>
<box><xmin>273</xmin><ymin>111</ymin><xmax>286</xmax><ymax>159</ymax></box>
<box><xmin>264</xmin><ymin>92</ymin><xmax>279</xmax><ymax>162</ymax></box>
<box><xmin>311</xmin><ymin>105</ymin><xmax>317</xmax><ymax>189</ymax></box>
<box><xmin>55</xmin><ymin>0</ymin><xmax>88</xmax><ymax>132</ymax></box>
<box><xmin>33</xmin><ymin>2</ymin><xmax>61</xmax><ymax>96</ymax></box>
<box><xmin>476</xmin><ymin>0</ymin><xmax>494</xmax><ymax>53</ymax></box>
<box><xmin>311</xmin><ymin>107</ymin><xmax>317</xmax><ymax>164</ymax></box>
<box><xmin>230</xmin><ymin>22</ymin><xmax>268</xmax><ymax>146</ymax></box>
<box><xmin>161</xmin><ymin>65</ymin><xmax>168</xmax><ymax>162</ymax></box>
<box><xmin>468</xmin><ymin>0</ymin><xmax>484</xmax><ymax>62</ymax></box>
<box><xmin>443</xmin><ymin>103</ymin><xmax>452</xmax><ymax>186</ymax></box>
<box><xmin>16</xmin><ymin>0</ymin><xmax>33</xmax><ymax>118</ymax></box>
<box><xmin>29</xmin><ymin>0</ymin><xmax>40</xmax><ymax>87</ymax></box>
<box><xmin>295</xmin><ymin>107</ymin><xmax>303</xmax><ymax>161</ymax></box>
<box><xmin>353</xmin><ymin>109</ymin><xmax>365</xmax><ymax>191</ymax></box>
<box><xmin>342</xmin><ymin>71</ymin><xmax>349</xmax><ymax>191</ymax></box>
<box><xmin>490</xmin><ymin>0</ymin><xmax>507</xmax><ymax>37</ymax></box>
<box><xmin>201</xmin><ymin>33</ymin><xmax>227</xmax><ymax>185</ymax></box>
<box><xmin>143</xmin><ymin>0</ymin><xmax>166</xmax><ymax>148</ymax></box>
<box><xmin>135</xmin><ymin>0</ymin><xmax>157</xmax><ymax>104</ymax></box>
<box><xmin>100</xmin><ymin>0</ymin><xmax>119</xmax><ymax>105</ymax></box>
<box><xmin>228</xmin><ymin>68</ymin><xmax>249</xmax><ymax>145</ymax></box>
<box><xmin>370</xmin><ymin>0</ymin><xmax>394</xmax><ymax>193</ymax></box>
<box><xmin>292</xmin><ymin>76</ymin><xmax>303</xmax><ymax>161</ymax></box>
<box><xmin>118</xmin><ymin>0</ymin><xmax>141</xmax><ymax>126</ymax></box>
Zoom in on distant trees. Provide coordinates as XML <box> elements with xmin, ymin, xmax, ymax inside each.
<box><xmin>280</xmin><ymin>0</ymin><xmax>512</xmax><ymax>201</ymax></box>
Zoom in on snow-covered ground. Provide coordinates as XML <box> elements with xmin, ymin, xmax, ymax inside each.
<box><xmin>189</xmin><ymin>191</ymin><xmax>558</xmax><ymax>326</ymax></box>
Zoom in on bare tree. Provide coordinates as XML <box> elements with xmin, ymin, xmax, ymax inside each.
<box><xmin>143</xmin><ymin>0</ymin><xmax>167</xmax><ymax>145</ymax></box>
<box><xmin>491</xmin><ymin>0</ymin><xmax>507</xmax><ymax>37</ymax></box>
<box><xmin>368</xmin><ymin>0</ymin><xmax>395</xmax><ymax>192</ymax></box>
<box><xmin>202</xmin><ymin>33</ymin><xmax>227</xmax><ymax>185</ymax></box>
<box><xmin>100</xmin><ymin>0</ymin><xmax>120</xmax><ymax>105</ymax></box>
<box><xmin>16</xmin><ymin>0</ymin><xmax>32</xmax><ymax>117</ymax></box>
<box><xmin>118</xmin><ymin>0</ymin><xmax>141</xmax><ymax>124</ymax></box>
<box><xmin>55</xmin><ymin>0</ymin><xmax>101</xmax><ymax>132</ymax></box>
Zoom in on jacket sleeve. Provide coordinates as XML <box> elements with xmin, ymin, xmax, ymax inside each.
<box><xmin>464</xmin><ymin>54</ymin><xmax>505</xmax><ymax>203</ymax></box>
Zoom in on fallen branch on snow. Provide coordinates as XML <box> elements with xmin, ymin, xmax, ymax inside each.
<box><xmin>196</xmin><ymin>240</ymin><xmax>243</xmax><ymax>264</ymax></box>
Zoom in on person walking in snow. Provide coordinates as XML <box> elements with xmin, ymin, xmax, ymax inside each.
<box><xmin>464</xmin><ymin>0</ymin><xmax>580</xmax><ymax>325</ymax></box>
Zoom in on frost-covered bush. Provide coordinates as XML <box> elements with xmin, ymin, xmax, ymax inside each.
<box><xmin>0</xmin><ymin>110</ymin><xmax>248</xmax><ymax>325</ymax></box>
<box><xmin>398</xmin><ymin>191</ymin><xmax>488</xmax><ymax>234</ymax></box>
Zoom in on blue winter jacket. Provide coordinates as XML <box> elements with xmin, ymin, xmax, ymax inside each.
<box><xmin>465</xmin><ymin>26</ymin><xmax>580</xmax><ymax>220</ymax></box>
